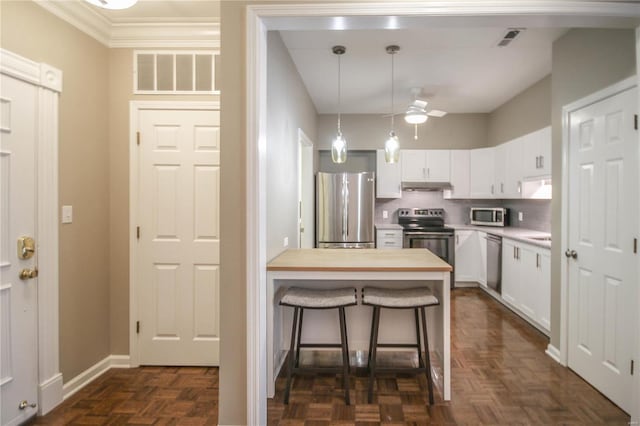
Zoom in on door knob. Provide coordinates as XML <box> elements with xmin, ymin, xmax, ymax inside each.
<box><xmin>564</xmin><ymin>249</ymin><xmax>578</xmax><ymax>259</ymax></box>
<box><xmin>19</xmin><ymin>400</ymin><xmax>36</xmax><ymax>410</ymax></box>
<box><xmin>19</xmin><ymin>268</ymin><xmax>38</xmax><ymax>280</ymax></box>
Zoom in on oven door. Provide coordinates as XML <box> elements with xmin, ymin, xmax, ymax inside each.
<box><xmin>404</xmin><ymin>231</ymin><xmax>455</xmax><ymax>288</ymax></box>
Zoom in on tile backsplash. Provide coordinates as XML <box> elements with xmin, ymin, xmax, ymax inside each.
<box><xmin>375</xmin><ymin>191</ymin><xmax>551</xmax><ymax>233</ymax></box>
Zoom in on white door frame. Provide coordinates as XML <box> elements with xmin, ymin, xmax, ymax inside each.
<box><xmin>246</xmin><ymin>3</ymin><xmax>640</xmax><ymax>424</ymax></box>
<box><xmin>0</xmin><ymin>49</ymin><xmax>62</xmax><ymax>415</ymax></box>
<box><xmin>128</xmin><ymin>100</ymin><xmax>220</xmax><ymax>368</ymax></box>
<box><xmin>297</xmin><ymin>128</ymin><xmax>313</xmax><ymax>248</ymax></box>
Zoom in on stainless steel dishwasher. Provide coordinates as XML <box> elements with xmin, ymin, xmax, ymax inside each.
<box><xmin>485</xmin><ymin>234</ymin><xmax>502</xmax><ymax>294</ymax></box>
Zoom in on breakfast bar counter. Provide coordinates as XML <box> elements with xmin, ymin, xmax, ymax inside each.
<box><xmin>266</xmin><ymin>248</ymin><xmax>452</xmax><ymax>400</ymax></box>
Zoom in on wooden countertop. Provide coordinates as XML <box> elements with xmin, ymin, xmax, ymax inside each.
<box><xmin>267</xmin><ymin>248</ymin><xmax>452</xmax><ymax>272</ymax></box>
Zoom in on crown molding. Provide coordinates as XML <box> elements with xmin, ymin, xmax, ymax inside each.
<box><xmin>33</xmin><ymin>1</ymin><xmax>219</xmax><ymax>48</ymax></box>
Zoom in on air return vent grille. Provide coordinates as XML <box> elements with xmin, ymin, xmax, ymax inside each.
<box><xmin>497</xmin><ymin>28</ymin><xmax>525</xmax><ymax>47</ymax></box>
<box><xmin>134</xmin><ymin>50</ymin><xmax>219</xmax><ymax>94</ymax></box>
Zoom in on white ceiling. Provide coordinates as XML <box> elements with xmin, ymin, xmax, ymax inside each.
<box><xmin>280</xmin><ymin>27</ymin><xmax>568</xmax><ymax>114</ymax></box>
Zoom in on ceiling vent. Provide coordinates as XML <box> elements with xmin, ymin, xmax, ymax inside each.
<box><xmin>497</xmin><ymin>28</ymin><xmax>525</xmax><ymax>47</ymax></box>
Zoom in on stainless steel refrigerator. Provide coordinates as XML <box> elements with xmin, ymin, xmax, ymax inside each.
<box><xmin>316</xmin><ymin>172</ymin><xmax>375</xmax><ymax>248</ymax></box>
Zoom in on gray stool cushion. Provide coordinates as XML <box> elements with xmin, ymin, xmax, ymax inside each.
<box><xmin>363</xmin><ymin>287</ymin><xmax>439</xmax><ymax>308</ymax></box>
<box><xmin>280</xmin><ymin>287</ymin><xmax>357</xmax><ymax>308</ymax></box>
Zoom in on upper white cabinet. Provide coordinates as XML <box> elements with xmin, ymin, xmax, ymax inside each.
<box><xmin>376</xmin><ymin>149</ymin><xmax>402</xmax><ymax>198</ymax></box>
<box><xmin>443</xmin><ymin>150</ymin><xmax>470</xmax><ymax>199</ymax></box>
<box><xmin>503</xmin><ymin>137</ymin><xmax>525</xmax><ymax>198</ymax></box>
<box><xmin>493</xmin><ymin>144</ymin><xmax>506</xmax><ymax>198</ymax></box>
<box><xmin>469</xmin><ymin>148</ymin><xmax>495</xmax><ymax>198</ymax></box>
<box><xmin>522</xmin><ymin>126</ymin><xmax>551</xmax><ymax>179</ymax></box>
<box><xmin>401</xmin><ymin>150</ymin><xmax>450</xmax><ymax>182</ymax></box>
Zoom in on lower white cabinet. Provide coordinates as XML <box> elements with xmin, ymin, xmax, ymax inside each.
<box><xmin>501</xmin><ymin>238</ymin><xmax>550</xmax><ymax>333</ymax></box>
<box><xmin>454</xmin><ymin>230</ymin><xmax>476</xmax><ymax>282</ymax></box>
<box><xmin>376</xmin><ymin>229</ymin><xmax>403</xmax><ymax>249</ymax></box>
<box><xmin>477</xmin><ymin>231</ymin><xmax>487</xmax><ymax>287</ymax></box>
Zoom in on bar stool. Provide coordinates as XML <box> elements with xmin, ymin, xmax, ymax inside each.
<box><xmin>279</xmin><ymin>286</ymin><xmax>357</xmax><ymax>405</ymax></box>
<box><xmin>362</xmin><ymin>286</ymin><xmax>440</xmax><ymax>405</ymax></box>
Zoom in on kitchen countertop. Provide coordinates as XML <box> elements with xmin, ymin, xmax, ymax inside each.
<box><xmin>446</xmin><ymin>224</ymin><xmax>551</xmax><ymax>249</ymax></box>
<box><xmin>375</xmin><ymin>223</ymin><xmax>403</xmax><ymax>230</ymax></box>
<box><xmin>266</xmin><ymin>248</ymin><xmax>452</xmax><ymax>272</ymax></box>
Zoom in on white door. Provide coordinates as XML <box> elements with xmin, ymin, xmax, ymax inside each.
<box><xmin>1</xmin><ymin>74</ymin><xmax>39</xmax><ymax>424</ymax></box>
<box><xmin>298</xmin><ymin>130</ymin><xmax>314</xmax><ymax>248</ymax></box>
<box><xmin>567</xmin><ymin>86</ymin><xmax>637</xmax><ymax>414</ymax></box>
<box><xmin>136</xmin><ymin>107</ymin><xmax>220</xmax><ymax>365</ymax></box>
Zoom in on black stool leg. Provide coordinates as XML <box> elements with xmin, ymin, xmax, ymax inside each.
<box><xmin>295</xmin><ymin>308</ymin><xmax>304</xmax><ymax>368</ymax></box>
<box><xmin>366</xmin><ymin>306</ymin><xmax>376</xmax><ymax>370</ymax></box>
<box><xmin>338</xmin><ymin>306</ymin><xmax>350</xmax><ymax>405</ymax></box>
<box><xmin>283</xmin><ymin>306</ymin><xmax>299</xmax><ymax>404</ymax></box>
<box><xmin>420</xmin><ymin>307</ymin><xmax>435</xmax><ymax>405</ymax></box>
<box><xmin>367</xmin><ymin>306</ymin><xmax>381</xmax><ymax>403</ymax></box>
<box><xmin>414</xmin><ymin>308</ymin><xmax>425</xmax><ymax>368</ymax></box>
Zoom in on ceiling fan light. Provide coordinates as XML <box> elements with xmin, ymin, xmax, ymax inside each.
<box><xmin>84</xmin><ymin>0</ymin><xmax>138</xmax><ymax>10</ymax></box>
<box><xmin>405</xmin><ymin>111</ymin><xmax>428</xmax><ymax>124</ymax></box>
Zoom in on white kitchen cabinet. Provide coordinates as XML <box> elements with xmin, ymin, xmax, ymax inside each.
<box><xmin>400</xmin><ymin>150</ymin><xmax>451</xmax><ymax>182</ymax></box>
<box><xmin>522</xmin><ymin>126</ymin><xmax>551</xmax><ymax>179</ymax></box>
<box><xmin>493</xmin><ymin>144</ymin><xmax>506</xmax><ymax>198</ymax></box>
<box><xmin>503</xmin><ymin>137</ymin><xmax>524</xmax><ymax>198</ymax></box>
<box><xmin>454</xmin><ymin>230</ymin><xmax>476</xmax><ymax>282</ymax></box>
<box><xmin>376</xmin><ymin>228</ymin><xmax>403</xmax><ymax>249</ymax></box>
<box><xmin>501</xmin><ymin>238</ymin><xmax>550</xmax><ymax>334</ymax></box>
<box><xmin>443</xmin><ymin>150</ymin><xmax>470</xmax><ymax>199</ymax></box>
<box><xmin>477</xmin><ymin>231</ymin><xmax>487</xmax><ymax>287</ymax></box>
<box><xmin>469</xmin><ymin>147</ymin><xmax>495</xmax><ymax>198</ymax></box>
<box><xmin>376</xmin><ymin>149</ymin><xmax>402</xmax><ymax>198</ymax></box>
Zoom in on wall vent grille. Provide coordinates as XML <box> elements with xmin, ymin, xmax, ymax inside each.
<box><xmin>133</xmin><ymin>50</ymin><xmax>219</xmax><ymax>95</ymax></box>
<box><xmin>496</xmin><ymin>28</ymin><xmax>525</xmax><ymax>47</ymax></box>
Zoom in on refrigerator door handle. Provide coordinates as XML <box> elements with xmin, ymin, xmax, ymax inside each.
<box><xmin>343</xmin><ymin>177</ymin><xmax>350</xmax><ymax>239</ymax></box>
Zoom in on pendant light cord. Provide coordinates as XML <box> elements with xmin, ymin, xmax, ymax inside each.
<box><xmin>390</xmin><ymin>50</ymin><xmax>395</xmax><ymax>132</ymax></box>
<box><xmin>337</xmin><ymin>53</ymin><xmax>342</xmax><ymax>135</ymax></box>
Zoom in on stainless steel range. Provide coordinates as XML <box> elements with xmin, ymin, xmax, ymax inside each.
<box><xmin>398</xmin><ymin>208</ymin><xmax>455</xmax><ymax>289</ymax></box>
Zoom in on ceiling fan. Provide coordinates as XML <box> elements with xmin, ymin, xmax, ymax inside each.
<box><xmin>404</xmin><ymin>88</ymin><xmax>448</xmax><ymax>140</ymax></box>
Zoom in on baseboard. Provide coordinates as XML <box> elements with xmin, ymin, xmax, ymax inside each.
<box><xmin>38</xmin><ymin>373</ymin><xmax>63</xmax><ymax>415</ymax></box>
<box><xmin>62</xmin><ymin>355</ymin><xmax>131</xmax><ymax>400</ymax></box>
<box><xmin>545</xmin><ymin>344</ymin><xmax>562</xmax><ymax>365</ymax></box>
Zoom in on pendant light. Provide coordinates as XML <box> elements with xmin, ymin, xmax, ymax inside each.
<box><xmin>331</xmin><ymin>45</ymin><xmax>347</xmax><ymax>164</ymax></box>
<box><xmin>384</xmin><ymin>45</ymin><xmax>400</xmax><ymax>164</ymax></box>
<box><xmin>84</xmin><ymin>0</ymin><xmax>138</xmax><ymax>9</ymax></box>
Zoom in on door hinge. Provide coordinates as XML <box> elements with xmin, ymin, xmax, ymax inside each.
<box><xmin>136</xmin><ymin>321</ymin><xmax>140</xmax><ymax>334</ymax></box>
<box><xmin>631</xmin><ymin>359</ymin><xmax>634</xmax><ymax>375</ymax></box>
<box><xmin>136</xmin><ymin>131</ymin><xmax>141</xmax><ymax>145</ymax></box>
<box><xmin>136</xmin><ymin>226</ymin><xmax>140</xmax><ymax>239</ymax></box>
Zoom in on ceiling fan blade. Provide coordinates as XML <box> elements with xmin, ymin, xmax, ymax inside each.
<box><xmin>427</xmin><ymin>109</ymin><xmax>448</xmax><ymax>118</ymax></box>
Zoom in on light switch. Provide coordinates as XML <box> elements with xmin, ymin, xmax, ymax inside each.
<box><xmin>518</xmin><ymin>211</ymin><xmax>523</xmax><ymax>222</ymax></box>
<box><xmin>284</xmin><ymin>237</ymin><xmax>289</xmax><ymax>247</ymax></box>
<box><xmin>62</xmin><ymin>205</ymin><xmax>73</xmax><ymax>224</ymax></box>
<box><xmin>382</xmin><ymin>210</ymin><xmax>388</xmax><ymax>219</ymax></box>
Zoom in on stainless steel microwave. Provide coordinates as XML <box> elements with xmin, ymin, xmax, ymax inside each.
<box><xmin>470</xmin><ymin>207</ymin><xmax>508</xmax><ymax>227</ymax></box>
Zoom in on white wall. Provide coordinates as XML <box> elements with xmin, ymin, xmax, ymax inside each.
<box><xmin>267</xmin><ymin>31</ymin><xmax>318</xmax><ymax>261</ymax></box>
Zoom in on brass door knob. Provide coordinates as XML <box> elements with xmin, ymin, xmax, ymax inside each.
<box><xmin>19</xmin><ymin>400</ymin><xmax>36</xmax><ymax>410</ymax></box>
<box><xmin>19</xmin><ymin>268</ymin><xmax>38</xmax><ymax>280</ymax></box>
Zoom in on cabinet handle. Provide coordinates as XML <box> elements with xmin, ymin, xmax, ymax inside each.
<box><xmin>456</xmin><ymin>235</ymin><xmax>459</xmax><ymax>244</ymax></box>
<box><xmin>501</xmin><ymin>182</ymin><xmax>504</xmax><ymax>193</ymax></box>
<box><xmin>491</xmin><ymin>184</ymin><xmax>494</xmax><ymax>195</ymax></box>
<box><xmin>513</xmin><ymin>246</ymin><xmax>516</xmax><ymax>259</ymax></box>
<box><xmin>423</xmin><ymin>167</ymin><xmax>426</xmax><ymax>178</ymax></box>
<box><xmin>536</xmin><ymin>253</ymin><xmax>540</xmax><ymax>268</ymax></box>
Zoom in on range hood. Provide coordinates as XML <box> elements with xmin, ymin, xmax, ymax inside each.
<box><xmin>401</xmin><ymin>181</ymin><xmax>453</xmax><ymax>191</ymax></box>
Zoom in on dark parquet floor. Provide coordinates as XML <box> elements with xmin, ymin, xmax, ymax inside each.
<box><xmin>30</xmin><ymin>289</ymin><xmax>629</xmax><ymax>425</ymax></box>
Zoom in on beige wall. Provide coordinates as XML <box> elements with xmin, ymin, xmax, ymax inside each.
<box><xmin>487</xmin><ymin>75</ymin><xmax>551</xmax><ymax>147</ymax></box>
<box><xmin>318</xmin><ymin>113</ymin><xmax>488</xmax><ymax>150</ymax></box>
<box><xmin>1</xmin><ymin>1</ymin><xmax>111</xmax><ymax>380</ymax></box>
<box><xmin>550</xmin><ymin>28</ymin><xmax>636</xmax><ymax>349</ymax></box>
<box><xmin>219</xmin><ymin>1</ymin><xmax>247</xmax><ymax>423</ymax></box>
<box><xmin>266</xmin><ymin>31</ymin><xmax>318</xmax><ymax>261</ymax></box>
